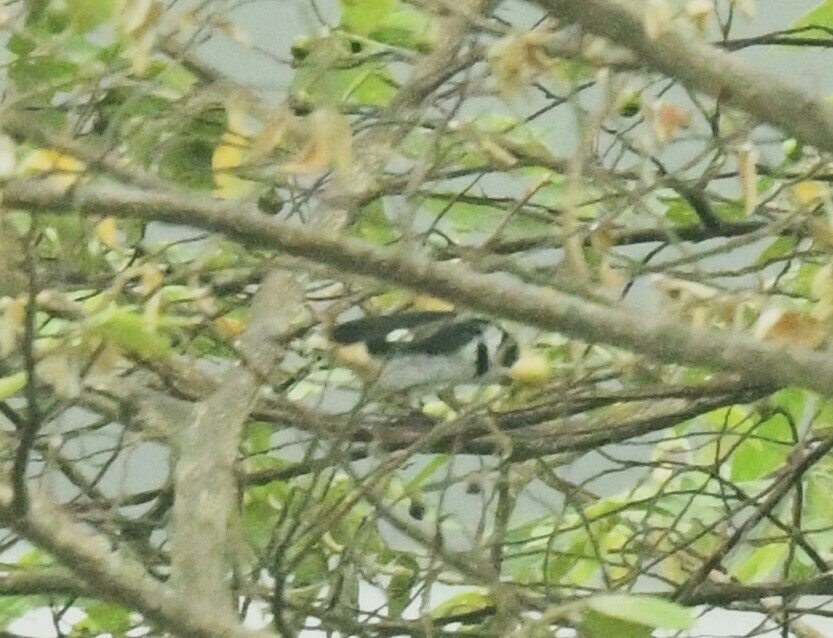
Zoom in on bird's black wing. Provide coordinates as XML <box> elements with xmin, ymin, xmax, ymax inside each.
<box><xmin>331</xmin><ymin>312</ymin><xmax>484</xmax><ymax>356</ymax></box>
<box><xmin>331</xmin><ymin>311</ymin><xmax>454</xmax><ymax>343</ymax></box>
<box><xmin>402</xmin><ymin>319</ymin><xmax>488</xmax><ymax>355</ymax></box>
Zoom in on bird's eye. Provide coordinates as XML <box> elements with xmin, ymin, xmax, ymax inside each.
<box><xmin>502</xmin><ymin>341</ymin><xmax>520</xmax><ymax>367</ymax></box>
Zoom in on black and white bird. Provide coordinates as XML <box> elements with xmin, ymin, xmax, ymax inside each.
<box><xmin>330</xmin><ymin>311</ymin><xmax>520</xmax><ymax>392</ymax></box>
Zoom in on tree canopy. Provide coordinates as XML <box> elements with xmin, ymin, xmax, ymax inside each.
<box><xmin>2</xmin><ymin>1</ymin><xmax>833</xmax><ymax>637</ymax></box>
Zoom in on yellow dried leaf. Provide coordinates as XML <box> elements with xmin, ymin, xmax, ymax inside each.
<box><xmin>0</xmin><ymin>135</ymin><xmax>16</xmax><ymax>179</ymax></box>
<box><xmin>143</xmin><ymin>290</ymin><xmax>161</xmax><ymax>329</ymax></box>
<box><xmin>279</xmin><ymin>140</ymin><xmax>327</xmax><ymax>174</ymax></box>
<box><xmin>213</xmin><ymin>132</ymin><xmax>247</xmax><ymax>172</ymax></box>
<box><xmin>120</xmin><ymin>0</ymin><xmax>161</xmax><ymax>33</ymax></box>
<box><xmin>795</xmin><ymin>181</ymin><xmax>825</xmax><ymax>208</ymax></box>
<box><xmin>334</xmin><ymin>342</ymin><xmax>379</xmax><ymax>380</ymax></box>
<box><xmin>139</xmin><ymin>264</ymin><xmax>164</xmax><ymax>295</ymax></box>
<box><xmin>1</xmin><ymin>298</ymin><xmax>25</xmax><ymax>356</ymax></box>
<box><xmin>734</xmin><ymin>0</ymin><xmax>756</xmax><ymax>18</ymax></box>
<box><xmin>813</xmin><ymin>296</ymin><xmax>833</xmax><ymax>322</ymax></box>
<box><xmin>647</xmin><ymin>102</ymin><xmax>692</xmax><ymax>144</ymax></box>
<box><xmin>590</xmin><ymin>220</ymin><xmax>618</xmax><ymax>252</ymax></box>
<box><xmin>811</xmin><ymin>262</ymin><xmax>833</xmax><ymax>301</ymax></box>
<box><xmin>737</xmin><ymin>142</ymin><xmax>758</xmax><ymax>217</ymax></box>
<box><xmin>195</xmin><ymin>288</ymin><xmax>218</xmax><ymax>316</ymax></box>
<box><xmin>119</xmin><ymin>0</ymin><xmax>163</xmax><ymax>74</ymax></box>
<box><xmin>808</xmin><ymin>218</ymin><xmax>833</xmax><ymax>247</ymax></box>
<box><xmin>226</xmin><ymin>90</ymin><xmax>252</xmax><ymax>137</ymax></box>
<box><xmin>177</xmin><ymin>8</ymin><xmax>197</xmax><ymax>29</ymax></box>
<box><xmin>316</xmin><ymin>108</ymin><xmax>352</xmax><ymax>179</ymax></box>
<box><xmin>19</xmin><ymin>149</ymin><xmax>85</xmax><ymax>191</ymax></box>
<box><xmin>89</xmin><ymin>343</ymin><xmax>122</xmax><ymax>374</ymax></box>
<box><xmin>690</xmin><ymin>306</ymin><xmax>710</xmax><ymax>329</ymax></box>
<box><xmin>279</xmin><ymin>108</ymin><xmax>352</xmax><ymax>181</ymax></box>
<box><xmin>214</xmin><ymin>316</ymin><xmax>246</xmax><ymax>338</ymax></box>
<box><xmin>219</xmin><ymin>20</ymin><xmax>252</xmax><ymax>46</ymax></box>
<box><xmin>685</xmin><ymin>0</ymin><xmax>712</xmax><ymax>33</ymax></box>
<box><xmin>95</xmin><ymin>217</ymin><xmax>120</xmax><ymax>249</ymax></box>
<box><xmin>599</xmin><ymin>257</ymin><xmax>624</xmax><ymax>289</ymax></box>
<box><xmin>37</xmin><ymin>352</ymin><xmax>81</xmax><ymax>398</ymax></box>
<box><xmin>489</xmin><ymin>29</ymin><xmax>556</xmax><ymax>98</ymax></box>
<box><xmin>644</xmin><ymin>0</ymin><xmax>673</xmax><ymax>39</ymax></box>
<box><xmin>412</xmin><ymin>295</ymin><xmax>455</xmax><ymax>312</ymax></box>
<box><xmin>251</xmin><ymin>108</ymin><xmax>293</xmax><ymax>159</ymax></box>
<box><xmin>509</xmin><ymin>350</ymin><xmax>552</xmax><ymax>385</ymax></box>
<box><xmin>652</xmin><ymin>275</ymin><xmax>719</xmax><ymax>302</ymax></box>
<box><xmin>0</xmin><ymin>372</ymin><xmax>26</xmax><ymax>401</ymax></box>
<box><xmin>755</xmin><ymin>308</ymin><xmax>826</xmax><ymax>350</ymax></box>
<box><xmin>213</xmin><ymin>130</ymin><xmax>258</xmax><ymax>199</ymax></box>
<box><xmin>479</xmin><ymin>137</ymin><xmax>517</xmax><ymax>167</ymax></box>
<box><xmin>659</xmin><ymin>104</ymin><xmax>691</xmax><ymax>134</ymax></box>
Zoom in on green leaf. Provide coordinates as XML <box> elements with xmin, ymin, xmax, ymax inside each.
<box><xmin>756</xmin><ymin>235</ymin><xmax>797</xmax><ymax>266</ymax></box>
<box><xmin>157</xmin><ymin>62</ymin><xmax>198</xmax><ymax>95</ymax></box>
<box><xmin>7</xmin><ymin>33</ymin><xmax>36</xmax><ymax>56</ymax></box>
<box><xmin>245</xmin><ymin>422</ymin><xmax>274</xmax><ymax>455</ymax></box>
<box><xmin>732</xmin><ymin>539</ymin><xmax>787</xmax><ymax>583</ymax></box>
<box><xmin>386</xmin><ymin>555</ymin><xmax>419</xmax><ymax>617</ymax></box>
<box><xmin>423</xmin><ymin>195</ymin><xmax>554</xmax><ymax>241</ymax></box>
<box><xmin>432</xmin><ymin>591</ymin><xmax>492</xmax><ymax>619</ymax></box>
<box><xmin>713</xmin><ymin>199</ymin><xmax>750</xmax><ymax>222</ymax></box>
<box><xmin>341</xmin><ymin>0</ymin><xmax>397</xmax><ymax>36</ymax></box>
<box><xmin>794</xmin><ymin>0</ymin><xmax>833</xmax><ymax>29</ymax></box>
<box><xmin>0</xmin><ymin>372</ymin><xmax>27</xmax><ymax>401</ymax></box>
<box><xmin>581</xmin><ymin>610</ymin><xmax>651</xmax><ymax>638</ymax></box>
<box><xmin>584</xmin><ymin>594</ymin><xmax>694</xmax><ymax>630</ymax></box>
<box><xmin>242</xmin><ymin>486</ymin><xmax>282</xmax><ymax>551</ymax></box>
<box><xmin>294</xmin><ymin>550</ymin><xmax>329</xmax><ymax>587</ymax></box>
<box><xmin>663</xmin><ymin>195</ymin><xmax>700</xmax><ymax>226</ymax></box>
<box><xmin>67</xmin><ymin>0</ymin><xmax>116</xmax><ymax>32</ymax></box>
<box><xmin>730</xmin><ymin>412</ymin><xmax>792</xmax><ymax>482</ymax></box>
<box><xmin>9</xmin><ymin>58</ymin><xmax>78</xmax><ymax>92</ymax></box>
<box><xmin>342</xmin><ymin>64</ymin><xmax>397</xmax><ymax>105</ymax></box>
<box><xmin>353</xmin><ymin>200</ymin><xmax>397</xmax><ymax>244</ymax></box>
<box><xmin>159</xmin><ymin>138</ymin><xmax>214</xmax><ymax>190</ymax></box>
<box><xmin>422</xmin><ymin>197</ymin><xmax>498</xmax><ymax>234</ymax></box>
<box><xmin>291</xmin><ymin>33</ymin><xmax>397</xmax><ymax>107</ymax></box>
<box><xmin>77</xmin><ymin>601</ymin><xmax>132</xmax><ymax>634</ymax></box>
<box><xmin>0</xmin><ymin>595</ymin><xmax>50</xmax><ymax>626</ymax></box>
<box><xmin>811</xmin><ymin>395</ymin><xmax>833</xmax><ymax>434</ymax></box>
<box><xmin>17</xmin><ymin>549</ymin><xmax>57</xmax><ymax>568</ymax></box>
<box><xmin>370</xmin><ymin>9</ymin><xmax>433</xmax><ymax>51</ymax></box>
<box><xmin>88</xmin><ymin>307</ymin><xmax>172</xmax><ymax>359</ymax></box>
<box><xmin>405</xmin><ymin>454</ymin><xmax>450</xmax><ymax>490</ymax></box>
<box><xmin>802</xmin><ymin>471</ymin><xmax>833</xmax><ymax>560</ymax></box>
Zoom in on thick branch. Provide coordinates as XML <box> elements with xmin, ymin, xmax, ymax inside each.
<box><xmin>0</xmin><ymin>569</ymin><xmax>90</xmax><ymax>597</ymax></box>
<box><xmin>0</xmin><ymin>484</ymin><xmax>282</xmax><ymax>638</ymax></box>
<box><xmin>5</xmin><ymin>179</ymin><xmax>833</xmax><ymax>396</ymax></box>
<box><xmin>536</xmin><ymin>0</ymin><xmax>833</xmax><ymax>153</ymax></box>
<box><xmin>170</xmin><ymin>271</ymin><xmax>301</xmax><ymax>610</ymax></box>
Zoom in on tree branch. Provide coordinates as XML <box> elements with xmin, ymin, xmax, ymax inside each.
<box><xmin>170</xmin><ymin>270</ymin><xmax>301</xmax><ymax>610</ymax></box>
<box><xmin>5</xmin><ymin>179</ymin><xmax>833</xmax><ymax>397</ymax></box>
<box><xmin>536</xmin><ymin>0</ymin><xmax>833</xmax><ymax>153</ymax></box>
<box><xmin>0</xmin><ymin>483</ymin><xmax>283</xmax><ymax>638</ymax></box>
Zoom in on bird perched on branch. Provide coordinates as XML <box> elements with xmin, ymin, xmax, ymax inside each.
<box><xmin>330</xmin><ymin>311</ymin><xmax>520</xmax><ymax>392</ymax></box>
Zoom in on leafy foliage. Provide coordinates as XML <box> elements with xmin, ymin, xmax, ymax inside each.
<box><xmin>0</xmin><ymin>1</ymin><xmax>832</xmax><ymax>638</ymax></box>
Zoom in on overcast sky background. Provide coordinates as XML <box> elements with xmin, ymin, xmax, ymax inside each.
<box><xmin>10</xmin><ymin>1</ymin><xmax>833</xmax><ymax>636</ymax></box>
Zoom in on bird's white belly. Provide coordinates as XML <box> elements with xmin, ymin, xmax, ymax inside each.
<box><xmin>372</xmin><ymin>351</ymin><xmax>478</xmax><ymax>391</ymax></box>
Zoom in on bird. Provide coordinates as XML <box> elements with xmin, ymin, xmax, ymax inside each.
<box><xmin>330</xmin><ymin>311</ymin><xmax>520</xmax><ymax>393</ymax></box>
